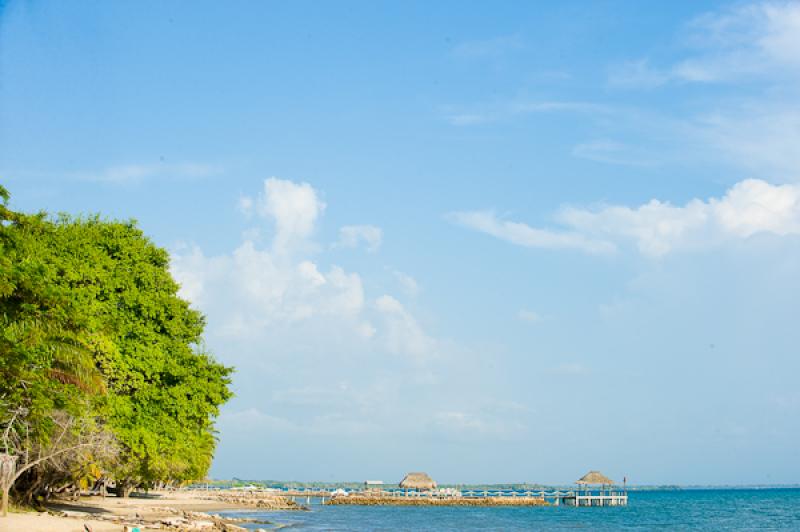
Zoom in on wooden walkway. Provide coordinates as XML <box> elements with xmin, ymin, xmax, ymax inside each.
<box><xmin>272</xmin><ymin>487</ymin><xmax>628</xmax><ymax>507</ymax></box>
<box><xmin>560</xmin><ymin>491</ymin><xmax>628</xmax><ymax>507</ymax></box>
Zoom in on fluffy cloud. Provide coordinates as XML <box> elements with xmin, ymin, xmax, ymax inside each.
<box><xmin>335</xmin><ymin>224</ymin><xmax>383</xmax><ymax>252</ymax></box>
<box><xmin>171</xmin><ymin>241</ymin><xmax>368</xmax><ymax>337</ymax></box>
<box><xmin>562</xmin><ymin>179</ymin><xmax>800</xmax><ymax>256</ymax></box>
<box><xmin>237</xmin><ymin>177</ymin><xmax>325</xmax><ymax>252</ymax></box>
<box><xmin>452</xmin><ymin>179</ymin><xmax>800</xmax><ymax>257</ymax></box>
<box><xmin>172</xmin><ymin>178</ymin><xmax>438</xmax><ymax>361</ymax></box>
<box><xmin>172</xmin><ymin>178</ymin><xmax>533</xmax><ymax>468</ymax></box>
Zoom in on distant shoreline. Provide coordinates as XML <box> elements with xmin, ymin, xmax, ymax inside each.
<box><xmin>199</xmin><ymin>480</ymin><xmax>800</xmax><ymax>492</ymax></box>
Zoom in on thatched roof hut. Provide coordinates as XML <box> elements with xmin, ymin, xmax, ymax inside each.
<box><xmin>399</xmin><ymin>472</ymin><xmax>437</xmax><ymax>490</ymax></box>
<box><xmin>576</xmin><ymin>471</ymin><xmax>614</xmax><ymax>485</ymax></box>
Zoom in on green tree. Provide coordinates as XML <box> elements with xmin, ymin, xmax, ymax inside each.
<box><xmin>0</xmin><ymin>188</ymin><xmax>112</xmax><ymax>513</ymax></box>
<box><xmin>0</xmin><ymin>185</ymin><xmax>232</xmax><ymax>506</ymax></box>
<box><xmin>31</xmin><ymin>216</ymin><xmax>233</xmax><ymax>489</ymax></box>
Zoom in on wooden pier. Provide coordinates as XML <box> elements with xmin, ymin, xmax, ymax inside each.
<box><xmin>325</xmin><ymin>494</ymin><xmax>548</xmax><ymax>507</ymax></box>
<box><xmin>321</xmin><ymin>488</ymin><xmax>627</xmax><ymax>507</ymax></box>
<box><xmin>559</xmin><ymin>490</ymin><xmax>628</xmax><ymax>507</ymax></box>
<box><xmin>196</xmin><ymin>469</ymin><xmax>629</xmax><ymax>508</ymax></box>
<box><xmin>560</xmin><ymin>470</ymin><xmax>628</xmax><ymax>506</ymax></box>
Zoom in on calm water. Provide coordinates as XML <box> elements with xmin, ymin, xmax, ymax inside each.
<box><xmin>220</xmin><ymin>489</ymin><xmax>800</xmax><ymax>530</ymax></box>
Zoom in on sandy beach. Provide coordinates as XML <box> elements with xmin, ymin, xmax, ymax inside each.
<box><xmin>0</xmin><ymin>490</ymin><xmax>299</xmax><ymax>532</ymax></box>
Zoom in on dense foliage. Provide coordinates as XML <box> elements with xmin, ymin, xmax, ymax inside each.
<box><xmin>0</xmin><ymin>184</ymin><xmax>232</xmax><ymax>501</ymax></box>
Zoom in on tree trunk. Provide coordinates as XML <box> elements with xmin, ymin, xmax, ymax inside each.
<box><xmin>117</xmin><ymin>480</ymin><xmax>134</xmax><ymax>498</ymax></box>
<box><xmin>2</xmin><ymin>483</ymin><xmax>9</xmax><ymax>517</ymax></box>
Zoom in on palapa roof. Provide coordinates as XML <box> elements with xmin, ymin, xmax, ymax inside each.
<box><xmin>576</xmin><ymin>471</ymin><xmax>615</xmax><ymax>485</ymax></box>
<box><xmin>399</xmin><ymin>472</ymin><xmax>437</xmax><ymax>490</ymax></box>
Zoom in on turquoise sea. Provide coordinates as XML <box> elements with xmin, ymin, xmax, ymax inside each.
<box><xmin>221</xmin><ymin>489</ymin><xmax>800</xmax><ymax>530</ymax></box>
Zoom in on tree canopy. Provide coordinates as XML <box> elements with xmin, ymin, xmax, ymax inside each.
<box><xmin>0</xmin><ymin>185</ymin><xmax>232</xmax><ymax>503</ymax></box>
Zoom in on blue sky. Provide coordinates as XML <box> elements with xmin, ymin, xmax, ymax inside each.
<box><xmin>3</xmin><ymin>0</ymin><xmax>800</xmax><ymax>485</ymax></box>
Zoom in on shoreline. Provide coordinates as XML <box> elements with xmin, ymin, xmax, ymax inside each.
<box><xmin>0</xmin><ymin>489</ymin><xmax>301</xmax><ymax>532</ymax></box>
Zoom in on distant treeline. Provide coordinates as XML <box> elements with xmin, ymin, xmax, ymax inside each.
<box><xmin>199</xmin><ymin>480</ymin><xmax>800</xmax><ymax>492</ymax></box>
<box><xmin>197</xmin><ymin>479</ymin><xmax>585</xmax><ymax>491</ymax></box>
<box><xmin>0</xmin><ymin>184</ymin><xmax>233</xmax><ymax>506</ymax></box>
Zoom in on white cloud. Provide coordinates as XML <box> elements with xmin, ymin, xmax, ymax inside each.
<box><xmin>451</xmin><ymin>179</ymin><xmax>800</xmax><ymax>258</ymax></box>
<box><xmin>674</xmin><ymin>1</ymin><xmax>800</xmax><ymax>83</ymax></box>
<box><xmin>172</xmin><ymin>240</ymin><xmax>366</xmax><ymax>333</ymax></box>
<box><xmin>560</xmin><ymin>179</ymin><xmax>800</xmax><ymax>256</ymax></box>
<box><xmin>447</xmin><ymin>210</ymin><xmax>615</xmax><ymax>254</ymax></box>
<box><xmin>172</xmin><ymin>177</ymin><xmax>438</xmax><ymax>363</ymax></box>
<box><xmin>171</xmin><ymin>179</ymin><xmax>363</xmax><ymax>337</ymax></box>
<box><xmin>74</xmin><ymin>162</ymin><xmax>220</xmax><ymax>184</ymax></box>
<box><xmin>712</xmin><ymin>180</ymin><xmax>800</xmax><ymax>237</ymax></box>
<box><xmin>603</xmin><ymin>2</ymin><xmax>800</xmax><ymax>180</ymax></box>
<box><xmin>335</xmin><ymin>224</ymin><xmax>383</xmax><ymax>252</ymax></box>
<box><xmin>173</xmin><ymin>179</ymin><xmax>532</xmax><ymax>456</ymax></box>
<box><xmin>610</xmin><ymin>2</ymin><xmax>800</xmax><ymax>87</ymax></box>
<box><xmin>239</xmin><ymin>178</ymin><xmax>326</xmax><ymax>253</ymax></box>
